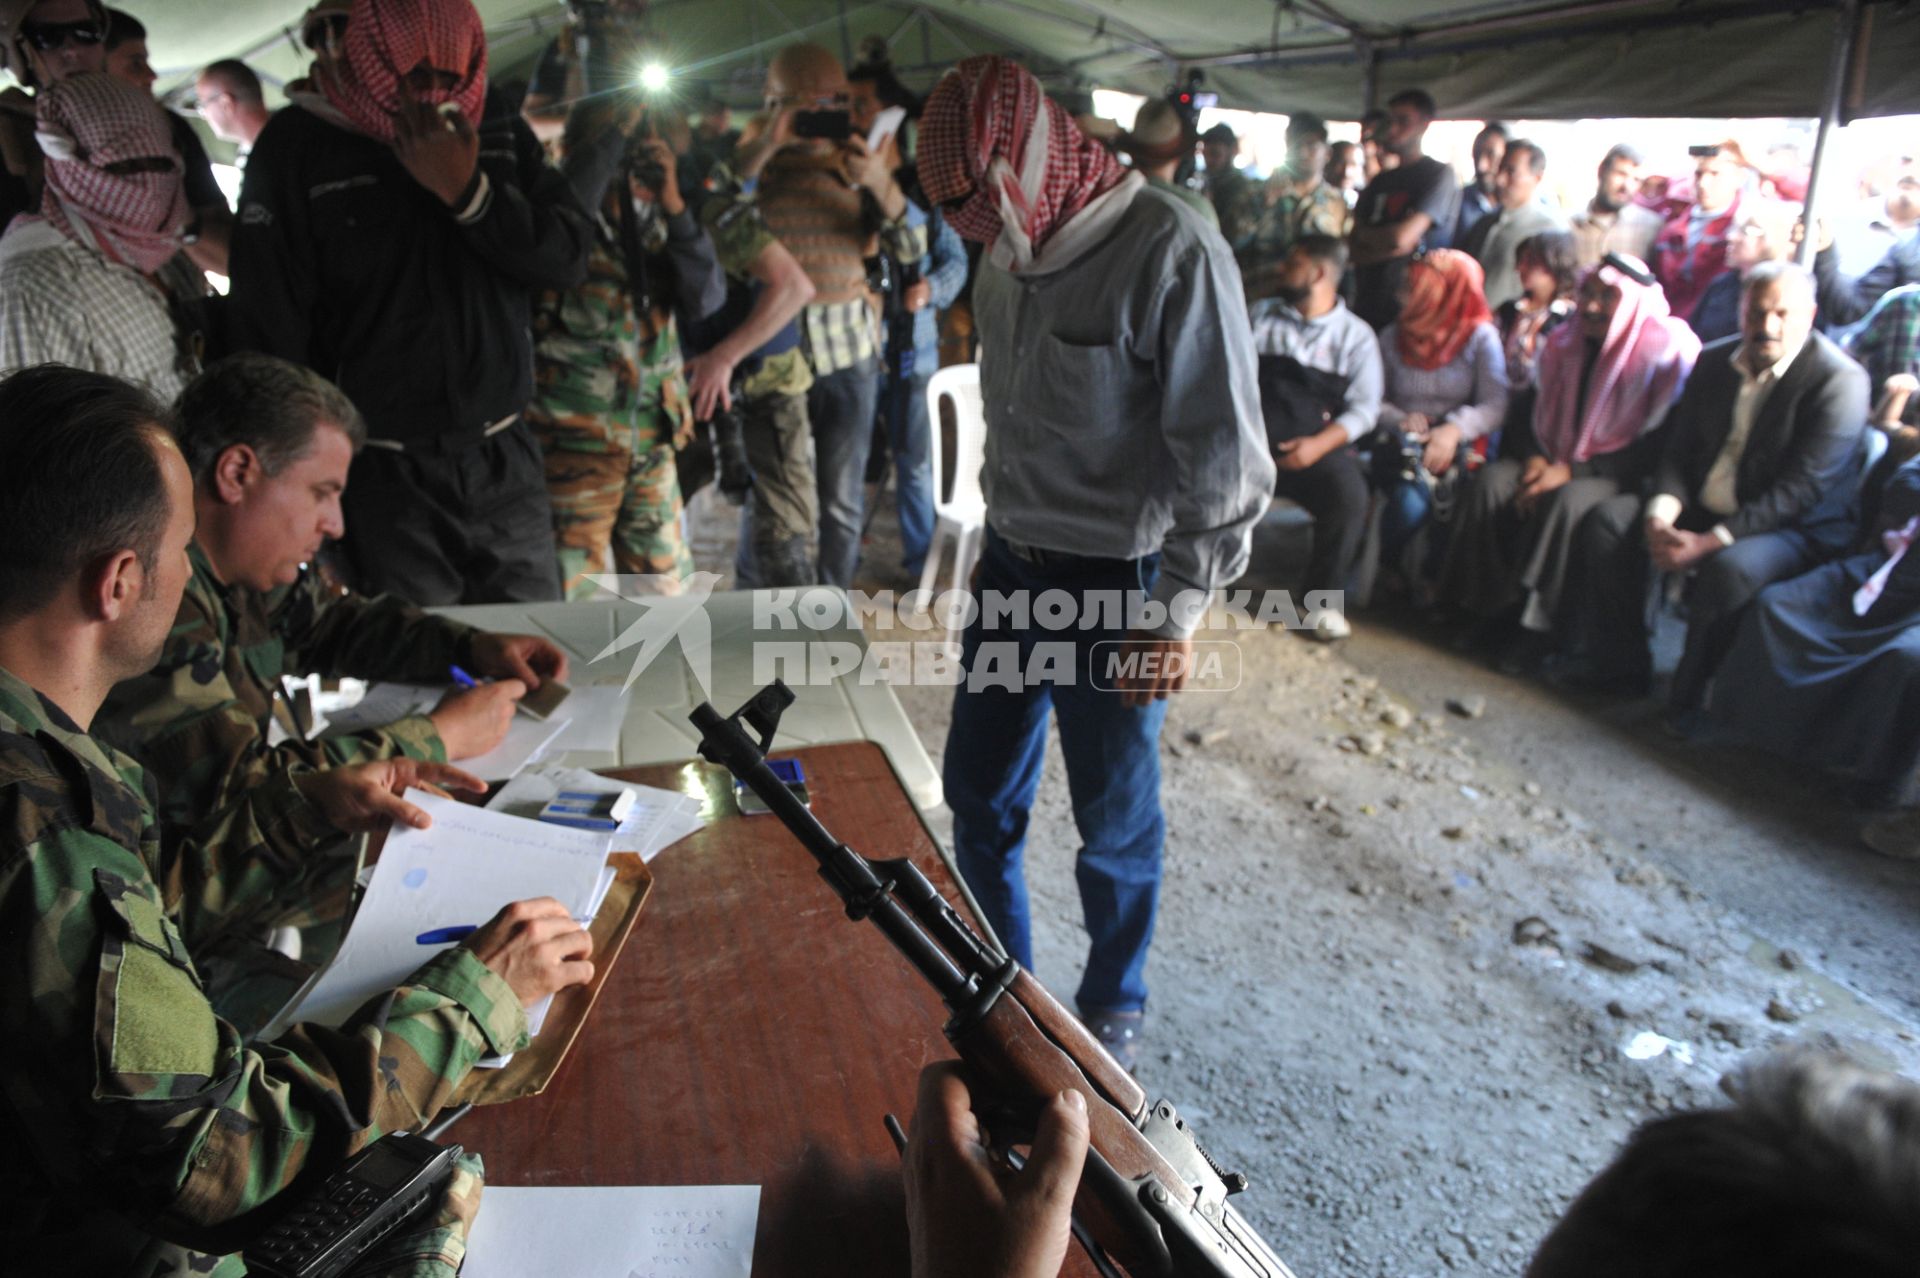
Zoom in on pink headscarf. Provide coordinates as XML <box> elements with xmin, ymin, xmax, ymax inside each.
<box><xmin>29</xmin><ymin>73</ymin><xmax>187</xmax><ymax>274</ymax></box>
<box><xmin>1534</xmin><ymin>258</ymin><xmax>1702</xmax><ymax>464</ymax></box>
<box><xmin>323</xmin><ymin>0</ymin><xmax>488</xmax><ymax>143</ymax></box>
<box><xmin>919</xmin><ymin>56</ymin><xmax>1124</xmax><ymax>268</ymax></box>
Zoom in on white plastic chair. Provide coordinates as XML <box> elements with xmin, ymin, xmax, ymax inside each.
<box><xmin>917</xmin><ymin>365</ymin><xmax>988</xmax><ymax>620</ymax></box>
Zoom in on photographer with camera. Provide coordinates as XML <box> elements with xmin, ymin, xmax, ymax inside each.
<box><xmin>679</xmin><ymin>116</ymin><xmax>821</xmax><ymax>586</ymax></box>
<box><xmin>524</xmin><ymin>94</ymin><xmax>726</xmax><ymax>595</ymax></box>
<box><xmin>521</xmin><ymin>0</ymin><xmax>647</xmax><ymax>145</ymax></box>
<box><xmin>847</xmin><ymin>57</ymin><xmax>969</xmax><ymax>583</ymax></box>
<box><xmin>729</xmin><ymin>42</ymin><xmax>926</xmax><ymax>589</ymax></box>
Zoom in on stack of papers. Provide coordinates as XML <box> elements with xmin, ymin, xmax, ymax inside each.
<box><xmin>317</xmin><ymin>681</ymin><xmax>572</xmax><ymax>780</ymax></box>
<box><xmin>488</xmin><ymin>764</ymin><xmax>706</xmax><ymax>862</ymax></box>
<box><xmin>463</xmin><ymin>1185</ymin><xmax>758</xmax><ymax>1277</ymax></box>
<box><xmin>264</xmin><ymin>794</ymin><xmax>613</xmax><ymax>1067</ymax></box>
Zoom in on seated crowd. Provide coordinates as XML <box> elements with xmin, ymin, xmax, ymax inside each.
<box><xmin>0</xmin><ymin>1</ymin><xmax>1915</xmax><ymax>1274</ymax></box>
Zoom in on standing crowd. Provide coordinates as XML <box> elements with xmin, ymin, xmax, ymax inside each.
<box><xmin>0</xmin><ymin>1</ymin><xmax>1916</xmax><ymax>1274</ymax></box>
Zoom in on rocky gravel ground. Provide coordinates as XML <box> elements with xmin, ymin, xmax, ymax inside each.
<box><xmin>692</xmin><ymin>489</ymin><xmax>1920</xmax><ymax>1277</ymax></box>
<box><xmin>892</xmin><ymin>621</ymin><xmax>1920</xmax><ymax>1277</ymax></box>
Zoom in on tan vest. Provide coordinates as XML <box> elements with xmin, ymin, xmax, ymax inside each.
<box><xmin>757</xmin><ymin>147</ymin><xmax>873</xmax><ymax>307</ymax></box>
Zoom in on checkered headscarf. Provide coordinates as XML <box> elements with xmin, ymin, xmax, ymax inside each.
<box><xmin>31</xmin><ymin>73</ymin><xmax>186</xmax><ymax>274</ymax></box>
<box><xmin>323</xmin><ymin>0</ymin><xmax>488</xmax><ymax>143</ymax></box>
<box><xmin>918</xmin><ymin>56</ymin><xmax>1122</xmax><ymax>269</ymax></box>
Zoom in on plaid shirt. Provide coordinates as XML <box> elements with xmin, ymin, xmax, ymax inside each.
<box><xmin>802</xmin><ymin>212</ymin><xmax>927</xmax><ymax>376</ymax></box>
<box><xmin>1848</xmin><ymin>283</ymin><xmax>1920</xmax><ymax>391</ymax></box>
<box><xmin>0</xmin><ymin>221</ymin><xmax>190</xmax><ymax>400</ymax></box>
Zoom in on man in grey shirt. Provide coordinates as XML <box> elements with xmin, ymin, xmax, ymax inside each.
<box><xmin>919</xmin><ymin>56</ymin><xmax>1272</xmax><ymax>1069</ymax></box>
<box><xmin>1459</xmin><ymin>139</ymin><xmax>1567</xmax><ymax>309</ymax></box>
<box><xmin>1250</xmin><ymin>235</ymin><xmax>1384</xmax><ymax>641</ymax></box>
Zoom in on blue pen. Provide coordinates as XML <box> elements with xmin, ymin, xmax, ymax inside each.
<box><xmin>416</xmin><ymin>925</ymin><xmax>478</xmax><ymax>945</ymax></box>
<box><xmin>448</xmin><ymin>665</ymin><xmax>480</xmax><ymax>689</ymax></box>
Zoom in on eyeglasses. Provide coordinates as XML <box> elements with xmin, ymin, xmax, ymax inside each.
<box><xmin>20</xmin><ymin>19</ymin><xmax>106</xmax><ymax>52</ymax></box>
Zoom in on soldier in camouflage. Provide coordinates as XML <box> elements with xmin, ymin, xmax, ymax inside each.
<box><xmin>680</xmin><ymin>154</ymin><xmax>823</xmax><ymax>587</ymax></box>
<box><xmin>1201</xmin><ymin>121</ymin><xmax>1261</xmax><ymax>261</ymax></box>
<box><xmin>528</xmin><ymin>100</ymin><xmax>727</xmax><ymax>597</ymax></box>
<box><xmin>96</xmin><ymin>356</ymin><xmax>569</xmax><ymax>980</ymax></box>
<box><xmin>0</xmin><ymin>365</ymin><xmax>595</xmax><ymax>1275</ymax></box>
<box><xmin>1243</xmin><ymin>112</ymin><xmax>1352</xmax><ymax>302</ymax></box>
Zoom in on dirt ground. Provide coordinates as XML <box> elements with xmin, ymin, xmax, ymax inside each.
<box><xmin>690</xmin><ymin>487</ymin><xmax>1920</xmax><ymax>1277</ymax></box>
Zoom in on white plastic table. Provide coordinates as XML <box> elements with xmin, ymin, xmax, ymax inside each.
<box><xmin>433</xmin><ymin>587</ymin><xmax>943</xmax><ymax>811</ymax></box>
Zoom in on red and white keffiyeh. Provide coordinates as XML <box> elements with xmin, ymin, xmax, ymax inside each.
<box><xmin>324</xmin><ymin>0</ymin><xmax>488</xmax><ymax>143</ymax></box>
<box><xmin>29</xmin><ymin>72</ymin><xmax>187</xmax><ymax>274</ymax></box>
<box><xmin>1535</xmin><ymin>257</ymin><xmax>1702</xmax><ymax>465</ymax></box>
<box><xmin>919</xmin><ymin>56</ymin><xmax>1132</xmax><ymax>272</ymax></box>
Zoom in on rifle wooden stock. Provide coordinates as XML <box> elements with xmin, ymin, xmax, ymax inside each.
<box><xmin>951</xmin><ymin>972</ymin><xmax>1193</xmax><ymax>1278</ymax></box>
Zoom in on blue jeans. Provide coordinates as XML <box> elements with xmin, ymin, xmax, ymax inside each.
<box><xmin>1379</xmin><ymin>478</ymin><xmax>1432</xmax><ymax>564</ymax></box>
<box><xmin>943</xmin><ymin>527</ymin><xmax>1167</xmax><ymax>1014</ymax></box>
<box><xmin>811</xmin><ymin>357</ymin><xmax>880</xmax><ymax>588</ymax></box>
<box><xmin>887</xmin><ymin>367</ymin><xmax>935</xmax><ymax>577</ymax></box>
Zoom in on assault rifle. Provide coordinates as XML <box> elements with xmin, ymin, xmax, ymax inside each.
<box><xmin>690</xmin><ymin>682</ymin><xmax>1299</xmax><ymax>1278</ymax></box>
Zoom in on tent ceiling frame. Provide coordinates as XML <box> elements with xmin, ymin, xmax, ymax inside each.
<box><xmin>1109</xmin><ymin>0</ymin><xmax>1889</xmax><ymax>73</ymax></box>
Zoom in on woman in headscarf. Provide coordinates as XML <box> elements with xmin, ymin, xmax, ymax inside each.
<box><xmin>0</xmin><ymin>70</ymin><xmax>194</xmax><ymax>397</ymax></box>
<box><xmin>1370</xmin><ymin>248</ymin><xmax>1508</xmax><ymax>590</ymax></box>
<box><xmin>1441</xmin><ymin>255</ymin><xmax>1700</xmax><ymax>667</ymax></box>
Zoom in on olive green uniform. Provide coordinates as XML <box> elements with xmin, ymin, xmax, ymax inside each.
<box><xmin>0</xmin><ymin>666</ymin><xmax>524</xmax><ymax>1276</ymax></box>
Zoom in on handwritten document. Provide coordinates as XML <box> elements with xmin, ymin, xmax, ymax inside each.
<box><xmin>265</xmin><ymin>794</ymin><xmax>610</xmax><ymax>1041</ymax></box>
<box><xmin>462</xmin><ymin>1185</ymin><xmax>758</xmax><ymax>1278</ymax></box>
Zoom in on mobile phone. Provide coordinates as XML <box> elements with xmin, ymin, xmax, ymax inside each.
<box><xmin>867</xmin><ymin>104</ymin><xmax>906</xmax><ymax>153</ymax></box>
<box><xmin>242</xmin><ymin>1131</ymin><xmax>464</xmax><ymax>1278</ymax></box>
<box><xmin>793</xmin><ymin>109</ymin><xmax>852</xmax><ymax>142</ymax></box>
<box><xmin>736</xmin><ymin>756</ymin><xmax>810</xmax><ymax>814</ymax></box>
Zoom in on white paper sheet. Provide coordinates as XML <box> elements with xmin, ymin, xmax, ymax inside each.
<box><xmin>461</xmin><ymin>713</ymin><xmax>572</xmax><ymax>781</ymax></box>
<box><xmin>545</xmin><ymin>684</ymin><xmax>631</xmax><ymax>753</ymax></box>
<box><xmin>318</xmin><ymin>681</ymin><xmax>575</xmax><ymax>781</ymax></box>
<box><xmin>461</xmin><ymin>1185</ymin><xmax>759</xmax><ymax>1278</ymax></box>
<box><xmin>267</xmin><ymin>794</ymin><xmax>610</xmax><ymax>1038</ymax></box>
<box><xmin>318</xmin><ymin>682</ymin><xmax>439</xmax><ymax>735</ymax></box>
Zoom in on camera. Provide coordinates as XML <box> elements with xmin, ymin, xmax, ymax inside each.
<box><xmin>793</xmin><ymin>109</ymin><xmax>852</xmax><ymax>142</ymax></box>
<box><xmin>623</xmin><ymin>110</ymin><xmax>671</xmax><ymax>195</ymax></box>
<box><xmin>709</xmin><ymin>403</ymin><xmax>752</xmax><ymax>505</ymax></box>
<box><xmin>1394</xmin><ymin>434</ymin><xmax>1428</xmax><ymax>485</ymax></box>
<box><xmin>863</xmin><ymin>251</ymin><xmax>894</xmax><ymax>298</ymax></box>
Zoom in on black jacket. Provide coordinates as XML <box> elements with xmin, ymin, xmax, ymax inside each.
<box><xmin>1652</xmin><ymin>331</ymin><xmax>1869</xmax><ymax>550</ymax></box>
<box><xmin>229</xmin><ymin>89</ymin><xmax>592</xmax><ymax>450</ymax></box>
<box><xmin>1813</xmin><ymin>233</ymin><xmax>1920</xmax><ymax>329</ymax></box>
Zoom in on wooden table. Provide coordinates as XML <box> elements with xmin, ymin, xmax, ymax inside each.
<box><xmin>454</xmin><ymin>740</ymin><xmax>1095</xmax><ymax>1276</ymax></box>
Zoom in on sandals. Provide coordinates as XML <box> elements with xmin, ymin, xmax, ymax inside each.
<box><xmin>1082</xmin><ymin>1008</ymin><xmax>1145</xmax><ymax>1073</ymax></box>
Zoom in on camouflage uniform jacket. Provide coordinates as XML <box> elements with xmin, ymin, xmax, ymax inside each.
<box><xmin>528</xmin><ymin>203</ymin><xmax>704</xmax><ymax>458</ymax></box>
<box><xmin>1205</xmin><ymin>166</ymin><xmax>1261</xmax><ymax>254</ymax></box>
<box><xmin>99</xmin><ymin>543</ymin><xmax>476</xmax><ymax>836</ymax></box>
<box><xmin>529</xmin><ymin>107</ymin><xmax>723</xmax><ymax>462</ymax></box>
<box><xmin>0</xmin><ymin>665</ymin><xmax>527</xmax><ymax>1276</ymax></box>
<box><xmin>1243</xmin><ymin>170</ymin><xmax>1353</xmax><ymax>299</ymax></box>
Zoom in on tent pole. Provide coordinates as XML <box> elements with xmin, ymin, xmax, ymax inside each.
<box><xmin>1359</xmin><ymin>38</ymin><xmax>1378</xmax><ymax>114</ymax></box>
<box><xmin>1796</xmin><ymin>0</ymin><xmax>1863</xmax><ymax>268</ymax></box>
<box><xmin>838</xmin><ymin>0</ymin><xmax>854</xmax><ymax>65</ymax></box>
